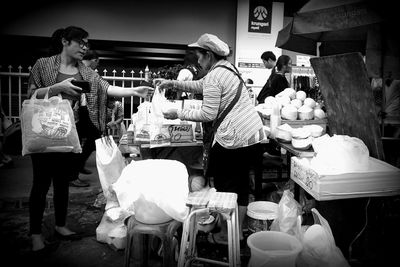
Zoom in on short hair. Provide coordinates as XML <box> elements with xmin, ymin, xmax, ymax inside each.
<box><xmin>83</xmin><ymin>50</ymin><xmax>99</xmax><ymax>60</ymax></box>
<box><xmin>49</xmin><ymin>26</ymin><xmax>89</xmax><ymax>55</ymax></box>
<box><xmin>261</xmin><ymin>51</ymin><xmax>276</xmax><ymax>61</ymax></box>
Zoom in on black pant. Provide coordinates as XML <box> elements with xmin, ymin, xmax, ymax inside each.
<box><xmin>76</xmin><ymin>107</ymin><xmax>101</xmax><ymax>171</ymax></box>
<box><xmin>29</xmin><ymin>152</ymin><xmax>79</xmax><ymax>234</ymax></box>
<box><xmin>210</xmin><ymin>142</ymin><xmax>263</xmax><ymax>206</ymax></box>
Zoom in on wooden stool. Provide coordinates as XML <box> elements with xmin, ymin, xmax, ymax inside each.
<box><xmin>178</xmin><ymin>190</ymin><xmax>240</xmax><ymax>267</ymax></box>
<box><xmin>124</xmin><ymin>216</ymin><xmax>182</xmax><ymax>267</ymax></box>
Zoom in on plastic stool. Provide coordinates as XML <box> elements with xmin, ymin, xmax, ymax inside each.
<box><xmin>124</xmin><ymin>216</ymin><xmax>182</xmax><ymax>267</ymax></box>
<box><xmin>179</xmin><ymin>190</ymin><xmax>240</xmax><ymax>267</ymax></box>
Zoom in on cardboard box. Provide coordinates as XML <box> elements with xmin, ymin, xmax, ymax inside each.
<box><xmin>166</xmin><ymin>124</ymin><xmax>194</xmax><ymax>143</ymax></box>
<box><xmin>291</xmin><ymin>156</ymin><xmax>400</xmax><ymax>201</ymax></box>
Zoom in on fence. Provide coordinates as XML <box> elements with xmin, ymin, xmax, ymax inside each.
<box><xmin>0</xmin><ymin>65</ymin><xmax>152</xmax><ymax>128</ymax></box>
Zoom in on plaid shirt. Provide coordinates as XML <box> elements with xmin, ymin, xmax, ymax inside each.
<box><xmin>28</xmin><ymin>54</ymin><xmax>109</xmax><ymax>133</ymax></box>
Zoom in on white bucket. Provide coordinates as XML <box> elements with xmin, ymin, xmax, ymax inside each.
<box><xmin>247</xmin><ymin>231</ymin><xmax>302</xmax><ymax>267</ymax></box>
<box><xmin>247</xmin><ymin>201</ymin><xmax>278</xmax><ymax>233</ymax></box>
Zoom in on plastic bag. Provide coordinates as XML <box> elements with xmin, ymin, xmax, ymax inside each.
<box><xmin>297</xmin><ymin>208</ymin><xmax>350</xmax><ymax>267</ymax></box>
<box><xmin>270</xmin><ymin>190</ymin><xmax>302</xmax><ymax>240</ymax></box>
<box><xmin>149</xmin><ymin>87</ymin><xmax>171</xmax><ymax>147</ymax></box>
<box><xmin>95</xmin><ymin>136</ymin><xmax>127</xmax><ymax>210</ymax></box>
<box><xmin>111</xmin><ymin>159</ymin><xmax>190</xmax><ymax>222</ymax></box>
<box><xmin>21</xmin><ymin>90</ymin><xmax>81</xmax><ymax>155</ymax></box>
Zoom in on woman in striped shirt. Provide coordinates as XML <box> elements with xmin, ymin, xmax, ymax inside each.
<box><xmin>158</xmin><ymin>33</ymin><xmax>266</xmax><ymax>243</ymax></box>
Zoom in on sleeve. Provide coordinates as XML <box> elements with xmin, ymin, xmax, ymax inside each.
<box><xmin>173</xmin><ymin>78</ymin><xmax>204</xmax><ymax>94</ymax></box>
<box><xmin>27</xmin><ymin>59</ymin><xmax>43</xmax><ymax>97</ymax></box>
<box><xmin>177</xmin><ymin>75</ymin><xmax>220</xmax><ymax>122</ymax></box>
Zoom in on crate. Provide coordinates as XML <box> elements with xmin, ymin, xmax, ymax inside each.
<box><xmin>290</xmin><ymin>156</ymin><xmax>400</xmax><ymax>201</ymax></box>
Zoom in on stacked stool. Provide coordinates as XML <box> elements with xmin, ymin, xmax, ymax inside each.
<box><xmin>124</xmin><ymin>216</ymin><xmax>182</xmax><ymax>267</ymax></box>
<box><xmin>178</xmin><ymin>189</ymin><xmax>240</xmax><ymax>267</ymax></box>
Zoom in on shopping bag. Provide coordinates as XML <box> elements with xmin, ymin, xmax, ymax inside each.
<box><xmin>20</xmin><ymin>90</ymin><xmax>81</xmax><ymax>156</ymax></box>
<box><xmin>297</xmin><ymin>208</ymin><xmax>350</xmax><ymax>267</ymax></box>
<box><xmin>95</xmin><ymin>136</ymin><xmax>127</xmax><ymax>210</ymax></box>
<box><xmin>149</xmin><ymin>86</ymin><xmax>170</xmax><ymax>148</ymax></box>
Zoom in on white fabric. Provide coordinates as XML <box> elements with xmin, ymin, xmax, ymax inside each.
<box><xmin>310</xmin><ymin>134</ymin><xmax>370</xmax><ymax>175</ymax></box>
<box><xmin>177</xmin><ymin>68</ymin><xmax>194</xmax><ymax>81</ymax></box>
<box><xmin>111</xmin><ymin>159</ymin><xmax>190</xmax><ymax>222</ymax></box>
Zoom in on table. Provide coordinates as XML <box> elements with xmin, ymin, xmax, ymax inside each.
<box><xmin>120</xmin><ymin>141</ymin><xmax>204</xmax><ymax>174</ymax></box>
<box><xmin>269</xmin><ymin>138</ymin><xmax>315</xmax><ymax>200</ymax></box>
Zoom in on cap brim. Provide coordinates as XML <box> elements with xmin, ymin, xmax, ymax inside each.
<box><xmin>188</xmin><ymin>42</ymin><xmax>203</xmax><ymax>49</ymax></box>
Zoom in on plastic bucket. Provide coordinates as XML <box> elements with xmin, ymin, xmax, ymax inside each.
<box><xmin>247</xmin><ymin>201</ymin><xmax>278</xmax><ymax>233</ymax></box>
<box><xmin>247</xmin><ymin>231</ymin><xmax>302</xmax><ymax>267</ymax></box>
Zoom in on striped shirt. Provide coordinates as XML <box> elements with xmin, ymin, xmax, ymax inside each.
<box><xmin>174</xmin><ymin>60</ymin><xmax>265</xmax><ymax>149</ymax></box>
<box><xmin>28</xmin><ymin>54</ymin><xmax>110</xmax><ymax>133</ymax></box>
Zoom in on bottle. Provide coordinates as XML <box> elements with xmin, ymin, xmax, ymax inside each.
<box><xmin>248</xmin><ymin>86</ymin><xmax>256</xmax><ymax>106</ymax></box>
<box><xmin>144</xmin><ymin>65</ymin><xmax>150</xmax><ymax>81</ymax></box>
<box><xmin>269</xmin><ymin>101</ymin><xmax>281</xmax><ymax>138</ymax></box>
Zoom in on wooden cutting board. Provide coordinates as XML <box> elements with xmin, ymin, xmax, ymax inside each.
<box><xmin>310</xmin><ymin>52</ymin><xmax>384</xmax><ymax>160</ymax></box>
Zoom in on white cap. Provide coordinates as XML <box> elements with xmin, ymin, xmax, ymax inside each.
<box><xmin>188</xmin><ymin>33</ymin><xmax>230</xmax><ymax>56</ymax></box>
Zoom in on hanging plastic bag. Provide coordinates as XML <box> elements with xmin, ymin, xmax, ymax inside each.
<box><xmin>95</xmin><ymin>136</ymin><xmax>127</xmax><ymax>210</ymax></box>
<box><xmin>270</xmin><ymin>189</ymin><xmax>302</xmax><ymax>240</ymax></box>
<box><xmin>20</xmin><ymin>90</ymin><xmax>81</xmax><ymax>156</ymax></box>
<box><xmin>149</xmin><ymin>86</ymin><xmax>170</xmax><ymax>148</ymax></box>
<box><xmin>297</xmin><ymin>208</ymin><xmax>350</xmax><ymax>267</ymax></box>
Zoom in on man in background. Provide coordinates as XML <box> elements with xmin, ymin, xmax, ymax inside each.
<box><xmin>257</xmin><ymin>51</ymin><xmax>276</xmax><ymax>103</ymax></box>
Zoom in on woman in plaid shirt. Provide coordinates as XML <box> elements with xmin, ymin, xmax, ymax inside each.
<box><xmin>27</xmin><ymin>26</ymin><xmax>152</xmax><ymax>253</ymax></box>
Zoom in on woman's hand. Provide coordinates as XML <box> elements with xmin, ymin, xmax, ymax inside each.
<box><xmin>157</xmin><ymin>80</ymin><xmax>174</xmax><ymax>92</ymax></box>
<box><xmin>52</xmin><ymin>77</ymin><xmax>82</xmax><ymax>97</ymax></box>
<box><xmin>134</xmin><ymin>86</ymin><xmax>153</xmax><ymax>98</ymax></box>
<box><xmin>162</xmin><ymin>108</ymin><xmax>178</xmax><ymax>120</ymax></box>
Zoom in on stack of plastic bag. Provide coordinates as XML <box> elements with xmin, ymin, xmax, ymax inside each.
<box><xmin>311</xmin><ymin>134</ymin><xmax>370</xmax><ymax>175</ymax></box>
<box><xmin>95</xmin><ymin>136</ymin><xmax>129</xmax><ymax>250</ymax></box>
<box><xmin>111</xmin><ymin>159</ymin><xmax>190</xmax><ymax>223</ymax></box>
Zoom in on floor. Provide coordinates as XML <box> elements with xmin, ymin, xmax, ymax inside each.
<box><xmin>1</xmin><ymin>153</ymin><xmax>399</xmax><ymax>266</ymax></box>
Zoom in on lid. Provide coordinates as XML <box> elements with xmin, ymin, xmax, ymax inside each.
<box><xmin>247</xmin><ymin>201</ymin><xmax>278</xmax><ymax>220</ymax></box>
<box><xmin>292</xmin><ymin>128</ymin><xmax>311</xmax><ymax>139</ymax></box>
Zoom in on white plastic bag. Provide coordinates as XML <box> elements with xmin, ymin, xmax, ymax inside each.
<box><xmin>111</xmin><ymin>159</ymin><xmax>190</xmax><ymax>222</ymax></box>
<box><xmin>21</xmin><ymin>90</ymin><xmax>81</xmax><ymax>155</ymax></box>
<box><xmin>149</xmin><ymin>87</ymin><xmax>171</xmax><ymax>147</ymax></box>
<box><xmin>95</xmin><ymin>136</ymin><xmax>127</xmax><ymax>210</ymax></box>
<box><xmin>270</xmin><ymin>190</ymin><xmax>302</xmax><ymax>240</ymax></box>
<box><xmin>297</xmin><ymin>208</ymin><xmax>350</xmax><ymax>267</ymax></box>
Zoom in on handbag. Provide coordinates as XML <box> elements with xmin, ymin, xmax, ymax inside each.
<box><xmin>20</xmin><ymin>89</ymin><xmax>82</xmax><ymax>155</ymax></box>
<box><xmin>203</xmin><ymin>65</ymin><xmax>246</xmax><ymax>177</ymax></box>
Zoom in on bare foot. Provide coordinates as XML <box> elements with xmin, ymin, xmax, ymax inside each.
<box><xmin>55</xmin><ymin>226</ymin><xmax>76</xmax><ymax>236</ymax></box>
<box><xmin>31</xmin><ymin>234</ymin><xmax>45</xmax><ymax>251</ymax></box>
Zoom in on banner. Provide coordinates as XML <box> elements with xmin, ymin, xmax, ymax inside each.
<box><xmin>248</xmin><ymin>0</ymin><xmax>272</xmax><ymax>34</ymax></box>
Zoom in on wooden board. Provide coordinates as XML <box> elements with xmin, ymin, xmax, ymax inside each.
<box><xmin>310</xmin><ymin>52</ymin><xmax>384</xmax><ymax>160</ymax></box>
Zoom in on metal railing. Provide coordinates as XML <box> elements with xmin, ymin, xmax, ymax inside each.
<box><xmin>0</xmin><ymin>65</ymin><xmax>151</xmax><ymax>127</ymax></box>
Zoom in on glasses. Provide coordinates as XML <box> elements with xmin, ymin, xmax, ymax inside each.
<box><xmin>73</xmin><ymin>39</ymin><xmax>90</xmax><ymax>49</ymax></box>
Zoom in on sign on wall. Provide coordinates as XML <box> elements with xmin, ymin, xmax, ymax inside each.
<box><xmin>248</xmin><ymin>0</ymin><xmax>272</xmax><ymax>34</ymax></box>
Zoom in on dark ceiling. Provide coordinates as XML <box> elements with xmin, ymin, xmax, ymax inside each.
<box><xmin>0</xmin><ymin>0</ymin><xmax>311</xmax><ymax>71</ymax></box>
